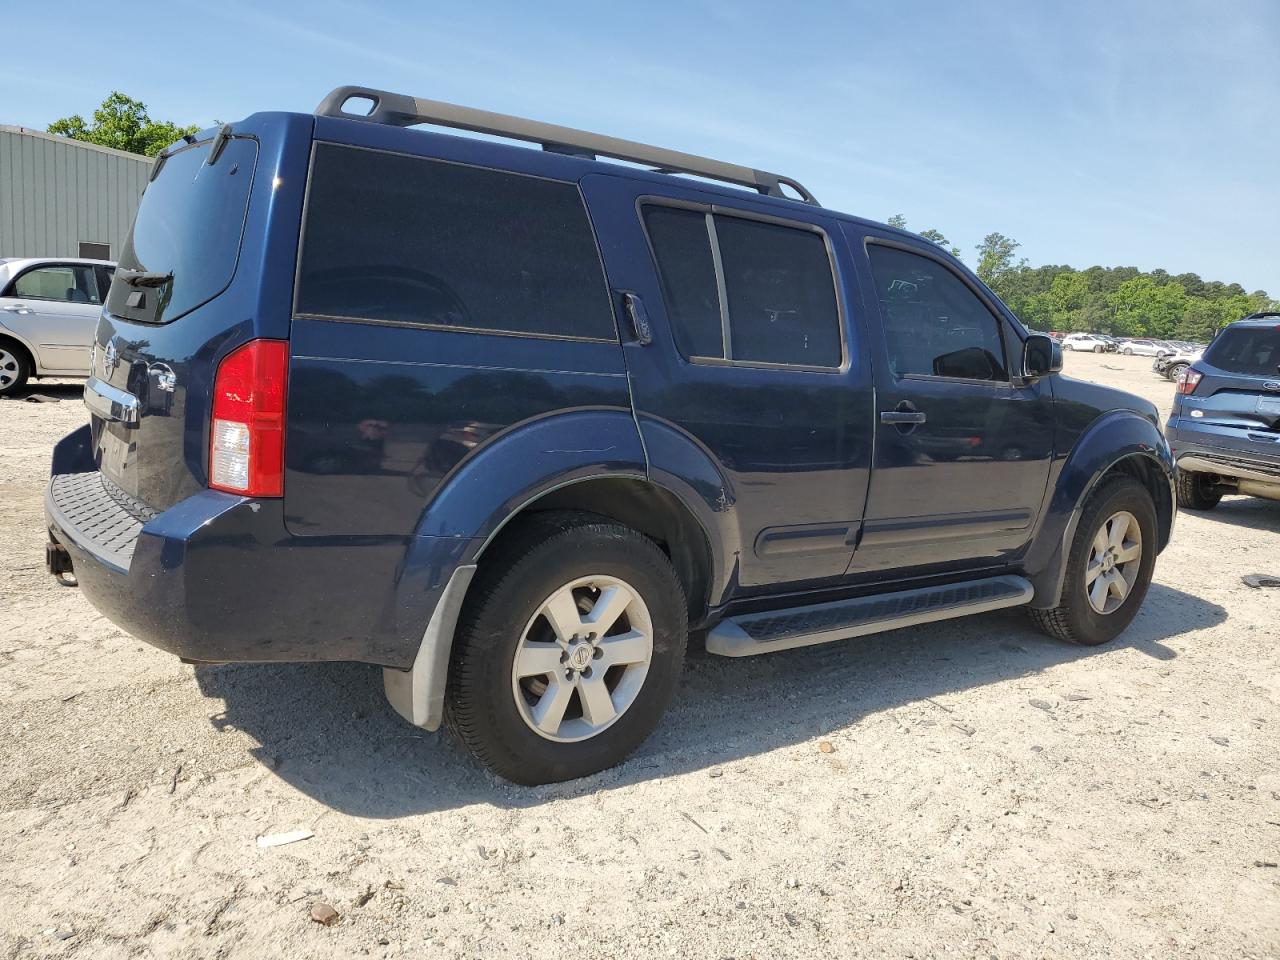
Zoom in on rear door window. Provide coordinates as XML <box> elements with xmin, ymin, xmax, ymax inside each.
<box><xmin>1203</xmin><ymin>326</ymin><xmax>1280</xmax><ymax>376</ymax></box>
<box><xmin>10</xmin><ymin>264</ymin><xmax>100</xmax><ymax>304</ymax></box>
<box><xmin>866</xmin><ymin>245</ymin><xmax>1008</xmax><ymax>381</ymax></box>
<box><xmin>295</xmin><ymin>144</ymin><xmax>616</xmax><ymax>341</ymax></box>
<box><xmin>642</xmin><ymin>205</ymin><xmax>842</xmax><ymax>368</ymax></box>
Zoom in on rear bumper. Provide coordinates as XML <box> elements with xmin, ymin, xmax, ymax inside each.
<box><xmin>1167</xmin><ymin>422</ymin><xmax>1280</xmax><ymax>486</ymax></box>
<box><xmin>44</xmin><ymin>464</ymin><xmax>457</xmax><ymax>668</ymax></box>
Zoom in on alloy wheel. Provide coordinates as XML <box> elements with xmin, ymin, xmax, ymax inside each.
<box><xmin>1085</xmin><ymin>510</ymin><xmax>1142</xmax><ymax>615</ymax></box>
<box><xmin>0</xmin><ymin>349</ymin><xmax>18</xmax><ymax>390</ymax></box>
<box><xmin>511</xmin><ymin>575</ymin><xmax>653</xmax><ymax>743</ymax></box>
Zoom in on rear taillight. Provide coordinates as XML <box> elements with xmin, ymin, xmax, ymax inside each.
<box><xmin>1176</xmin><ymin>367</ymin><xmax>1203</xmax><ymax>396</ymax></box>
<box><xmin>209</xmin><ymin>339</ymin><xmax>288</xmax><ymax>496</ymax></box>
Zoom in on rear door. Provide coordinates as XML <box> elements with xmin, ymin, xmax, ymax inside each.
<box><xmin>581</xmin><ymin>174</ymin><xmax>873</xmax><ymax>594</ymax></box>
<box><xmin>845</xmin><ymin>231</ymin><xmax>1054</xmax><ymax>578</ymax></box>
<box><xmin>1181</xmin><ymin>323</ymin><xmax>1280</xmax><ymax>452</ymax></box>
<box><xmin>1</xmin><ymin>262</ymin><xmax>101</xmax><ymax>372</ymax></box>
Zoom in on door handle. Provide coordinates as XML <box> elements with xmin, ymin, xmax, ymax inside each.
<box><xmin>618</xmin><ymin>290</ymin><xmax>653</xmax><ymax>346</ymax></box>
<box><xmin>880</xmin><ymin>404</ymin><xmax>926</xmax><ymax>425</ymax></box>
<box><xmin>2</xmin><ymin>304</ymin><xmax>33</xmax><ymax>315</ymax></box>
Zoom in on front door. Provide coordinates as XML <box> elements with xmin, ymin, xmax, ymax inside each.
<box><xmin>844</xmin><ymin>230</ymin><xmax>1054</xmax><ymax>579</ymax></box>
<box><xmin>581</xmin><ymin>174</ymin><xmax>874</xmax><ymax>598</ymax></box>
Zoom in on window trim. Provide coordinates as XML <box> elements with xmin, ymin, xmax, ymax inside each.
<box><xmin>863</xmin><ymin>236</ymin><xmax>1016</xmax><ymax>386</ymax></box>
<box><xmin>1</xmin><ymin>262</ymin><xmax>102</xmax><ymax>305</ymax></box>
<box><xmin>637</xmin><ymin>195</ymin><xmax>850</xmax><ymax>374</ymax></box>
<box><xmin>291</xmin><ymin>140</ymin><xmax>620</xmax><ymax>345</ymax></box>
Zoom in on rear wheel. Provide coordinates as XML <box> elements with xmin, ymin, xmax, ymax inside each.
<box><xmin>446</xmin><ymin>514</ymin><xmax>687</xmax><ymax>785</ymax></box>
<box><xmin>1176</xmin><ymin>470</ymin><xmax>1222</xmax><ymax>510</ymax></box>
<box><xmin>0</xmin><ymin>342</ymin><xmax>31</xmax><ymax>396</ymax></box>
<box><xmin>1094</xmin><ymin>344</ymin><xmax>1104</xmax><ymax>353</ymax></box>
<box><xmin>1029</xmin><ymin>475</ymin><xmax>1157</xmax><ymax>645</ymax></box>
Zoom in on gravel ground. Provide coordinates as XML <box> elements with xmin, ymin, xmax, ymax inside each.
<box><xmin>1</xmin><ymin>354</ymin><xmax>1277</xmax><ymax>960</ymax></box>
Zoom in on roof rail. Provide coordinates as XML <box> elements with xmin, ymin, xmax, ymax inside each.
<box><xmin>314</xmin><ymin>85</ymin><xmax>820</xmax><ymax>205</ymax></box>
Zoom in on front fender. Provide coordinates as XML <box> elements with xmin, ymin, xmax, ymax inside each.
<box><xmin>1025</xmin><ymin>410</ymin><xmax>1175</xmax><ymax>607</ymax></box>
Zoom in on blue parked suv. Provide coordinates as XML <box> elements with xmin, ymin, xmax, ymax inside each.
<box><xmin>44</xmin><ymin>87</ymin><xmax>1175</xmax><ymax>784</ymax></box>
<box><xmin>1167</xmin><ymin>314</ymin><xmax>1280</xmax><ymax>509</ymax></box>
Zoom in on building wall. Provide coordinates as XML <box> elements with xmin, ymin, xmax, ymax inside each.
<box><xmin>0</xmin><ymin>125</ymin><xmax>151</xmax><ymax>261</ymax></box>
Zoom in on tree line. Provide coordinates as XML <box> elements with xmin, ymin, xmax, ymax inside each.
<box><xmin>891</xmin><ymin>216</ymin><xmax>1277</xmax><ymax>341</ymax></box>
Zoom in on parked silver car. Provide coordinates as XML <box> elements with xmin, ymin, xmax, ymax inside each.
<box><xmin>0</xmin><ymin>257</ymin><xmax>113</xmax><ymax>394</ymax></box>
<box><xmin>1119</xmin><ymin>338</ymin><xmax>1166</xmax><ymax>356</ymax></box>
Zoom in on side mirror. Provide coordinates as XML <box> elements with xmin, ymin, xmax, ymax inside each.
<box><xmin>1023</xmin><ymin>334</ymin><xmax>1062</xmax><ymax>379</ymax></box>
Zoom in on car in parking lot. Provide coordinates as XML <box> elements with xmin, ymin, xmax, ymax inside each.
<box><xmin>0</xmin><ymin>257</ymin><xmax>115</xmax><ymax>395</ymax></box>
<box><xmin>1155</xmin><ymin>345</ymin><xmax>1204</xmax><ymax>380</ymax></box>
<box><xmin>1062</xmin><ymin>332</ymin><xmax>1116</xmax><ymax>353</ymax></box>
<box><xmin>1167</xmin><ymin>314</ymin><xmax>1280</xmax><ymax>509</ymax></box>
<box><xmin>43</xmin><ymin>85</ymin><xmax>1176</xmax><ymax>784</ymax></box>
<box><xmin>1119</xmin><ymin>338</ymin><xmax>1165</xmax><ymax>357</ymax></box>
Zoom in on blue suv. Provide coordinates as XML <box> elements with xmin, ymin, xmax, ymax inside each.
<box><xmin>44</xmin><ymin>87</ymin><xmax>1175</xmax><ymax>784</ymax></box>
<box><xmin>1167</xmin><ymin>314</ymin><xmax>1280</xmax><ymax>509</ymax></box>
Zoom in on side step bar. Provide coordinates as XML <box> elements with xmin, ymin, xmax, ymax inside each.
<box><xmin>705</xmin><ymin>575</ymin><xmax>1033</xmax><ymax>657</ymax></box>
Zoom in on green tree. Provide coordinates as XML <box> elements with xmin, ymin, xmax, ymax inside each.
<box><xmin>974</xmin><ymin>232</ymin><xmax>1025</xmax><ymax>303</ymax></box>
<box><xmin>886</xmin><ymin>213</ymin><xmax>908</xmax><ymax>229</ymax></box>
<box><xmin>48</xmin><ymin>92</ymin><xmax>198</xmax><ymax>157</ymax></box>
<box><xmin>1108</xmin><ymin>277</ymin><xmax>1186</xmax><ymax>337</ymax></box>
<box><xmin>918</xmin><ymin>228</ymin><xmax>962</xmax><ymax>259</ymax></box>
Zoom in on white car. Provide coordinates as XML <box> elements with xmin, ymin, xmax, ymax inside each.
<box><xmin>0</xmin><ymin>257</ymin><xmax>113</xmax><ymax>395</ymax></box>
<box><xmin>1062</xmin><ymin>333</ymin><xmax>1115</xmax><ymax>353</ymax></box>
<box><xmin>1118</xmin><ymin>338</ymin><xmax>1165</xmax><ymax>356</ymax></box>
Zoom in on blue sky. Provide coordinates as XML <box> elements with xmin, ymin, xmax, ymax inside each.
<box><xmin>6</xmin><ymin>0</ymin><xmax>1278</xmax><ymax>293</ymax></box>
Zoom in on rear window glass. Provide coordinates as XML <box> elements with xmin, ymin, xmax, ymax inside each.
<box><xmin>1203</xmin><ymin>326</ymin><xmax>1280</xmax><ymax>376</ymax></box>
<box><xmin>295</xmin><ymin>144</ymin><xmax>615</xmax><ymax>341</ymax></box>
<box><xmin>106</xmin><ymin>136</ymin><xmax>258</xmax><ymax>324</ymax></box>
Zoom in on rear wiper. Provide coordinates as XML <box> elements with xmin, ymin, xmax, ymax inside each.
<box><xmin>116</xmin><ymin>269</ymin><xmax>173</xmax><ymax>288</ymax></box>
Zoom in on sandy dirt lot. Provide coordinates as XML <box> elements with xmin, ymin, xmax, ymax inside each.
<box><xmin>1</xmin><ymin>353</ymin><xmax>1277</xmax><ymax>960</ymax></box>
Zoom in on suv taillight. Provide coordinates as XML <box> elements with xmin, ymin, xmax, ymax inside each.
<box><xmin>209</xmin><ymin>339</ymin><xmax>288</xmax><ymax>496</ymax></box>
<box><xmin>1176</xmin><ymin>367</ymin><xmax>1203</xmax><ymax>396</ymax></box>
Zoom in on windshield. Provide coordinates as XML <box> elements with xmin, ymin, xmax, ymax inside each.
<box><xmin>1203</xmin><ymin>326</ymin><xmax>1280</xmax><ymax>376</ymax></box>
<box><xmin>104</xmin><ymin>135</ymin><xmax>258</xmax><ymax>324</ymax></box>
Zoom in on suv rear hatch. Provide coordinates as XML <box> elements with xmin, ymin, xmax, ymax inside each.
<box><xmin>86</xmin><ymin>115</ymin><xmax>310</xmax><ymax>512</ymax></box>
<box><xmin>1181</xmin><ymin>323</ymin><xmax>1280</xmax><ymax>448</ymax></box>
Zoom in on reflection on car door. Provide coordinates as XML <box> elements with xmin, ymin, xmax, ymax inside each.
<box><xmin>4</xmin><ymin>264</ymin><xmax>102</xmax><ymax>373</ymax></box>
<box><xmin>845</xmin><ymin>231</ymin><xmax>1054</xmax><ymax>579</ymax></box>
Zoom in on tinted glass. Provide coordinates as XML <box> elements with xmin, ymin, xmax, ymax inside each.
<box><xmin>1204</xmin><ymin>325</ymin><xmax>1280</xmax><ymax>376</ymax></box>
<box><xmin>642</xmin><ymin>206</ymin><xmax>723</xmax><ymax>358</ymax></box>
<box><xmin>715</xmin><ymin>216</ymin><xmax>841</xmax><ymax>367</ymax></box>
<box><xmin>106</xmin><ymin>137</ymin><xmax>258</xmax><ymax>324</ymax></box>
<box><xmin>13</xmin><ymin>265</ymin><xmax>100</xmax><ymax>304</ymax></box>
<box><xmin>867</xmin><ymin>245</ymin><xmax>1007</xmax><ymax>380</ymax></box>
<box><xmin>296</xmin><ymin>144</ymin><xmax>615</xmax><ymax>340</ymax></box>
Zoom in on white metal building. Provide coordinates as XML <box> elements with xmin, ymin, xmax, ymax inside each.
<box><xmin>0</xmin><ymin>125</ymin><xmax>150</xmax><ymax>261</ymax></box>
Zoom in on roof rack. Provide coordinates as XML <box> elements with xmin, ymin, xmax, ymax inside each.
<box><xmin>315</xmin><ymin>85</ymin><xmax>820</xmax><ymax>205</ymax></box>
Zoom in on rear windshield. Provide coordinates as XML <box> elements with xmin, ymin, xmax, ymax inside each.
<box><xmin>1203</xmin><ymin>325</ymin><xmax>1280</xmax><ymax>376</ymax></box>
<box><xmin>105</xmin><ymin>136</ymin><xmax>258</xmax><ymax>324</ymax></box>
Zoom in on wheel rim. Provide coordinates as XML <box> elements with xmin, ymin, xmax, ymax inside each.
<box><xmin>0</xmin><ymin>349</ymin><xmax>17</xmax><ymax>389</ymax></box>
<box><xmin>1085</xmin><ymin>510</ymin><xmax>1142</xmax><ymax>615</ymax></box>
<box><xmin>511</xmin><ymin>575</ymin><xmax>653</xmax><ymax>743</ymax></box>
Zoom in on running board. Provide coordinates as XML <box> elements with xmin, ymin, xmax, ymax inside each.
<box><xmin>705</xmin><ymin>575</ymin><xmax>1033</xmax><ymax>657</ymax></box>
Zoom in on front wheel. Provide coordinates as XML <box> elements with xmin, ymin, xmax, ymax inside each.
<box><xmin>446</xmin><ymin>514</ymin><xmax>687</xmax><ymax>785</ymax></box>
<box><xmin>1094</xmin><ymin>344</ymin><xmax>1104</xmax><ymax>353</ymax></box>
<box><xmin>1029</xmin><ymin>475</ymin><xmax>1157</xmax><ymax>645</ymax></box>
<box><xmin>1123</xmin><ymin>347</ymin><xmax>1133</xmax><ymax>355</ymax></box>
<box><xmin>1166</xmin><ymin>362</ymin><xmax>1188</xmax><ymax>382</ymax></box>
<box><xmin>1176</xmin><ymin>470</ymin><xmax>1222</xmax><ymax>510</ymax></box>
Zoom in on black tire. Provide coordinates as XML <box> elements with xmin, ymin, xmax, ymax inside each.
<box><xmin>1176</xmin><ymin>470</ymin><xmax>1222</xmax><ymax>510</ymax></box>
<box><xmin>1028</xmin><ymin>474</ymin><xmax>1157</xmax><ymax>646</ymax></box>
<box><xmin>446</xmin><ymin>512</ymin><xmax>687</xmax><ymax>785</ymax></box>
<box><xmin>1167</xmin><ymin>362</ymin><xmax>1188</xmax><ymax>382</ymax></box>
<box><xmin>0</xmin><ymin>341</ymin><xmax>31</xmax><ymax>396</ymax></box>
<box><xmin>1094</xmin><ymin>344</ymin><xmax>1104</xmax><ymax>353</ymax></box>
<box><xmin>1122</xmin><ymin>347</ymin><xmax>1133</xmax><ymax>355</ymax></box>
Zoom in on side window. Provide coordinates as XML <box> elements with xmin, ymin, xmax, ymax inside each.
<box><xmin>866</xmin><ymin>245</ymin><xmax>1007</xmax><ymax>381</ymax></box>
<box><xmin>714</xmin><ymin>215</ymin><xmax>842</xmax><ymax>366</ymax></box>
<box><xmin>642</xmin><ymin>204</ymin><xmax>842</xmax><ymax>368</ymax></box>
<box><xmin>11</xmin><ymin>265</ymin><xmax>101</xmax><ymax>305</ymax></box>
<box><xmin>295</xmin><ymin>144</ymin><xmax>616</xmax><ymax>340</ymax></box>
<box><xmin>640</xmin><ymin>207</ymin><xmax>723</xmax><ymax>358</ymax></box>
